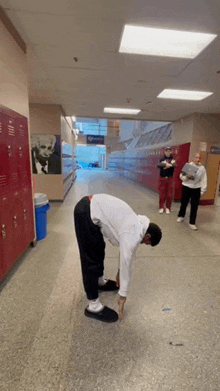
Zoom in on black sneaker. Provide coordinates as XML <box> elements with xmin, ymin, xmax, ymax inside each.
<box><xmin>85</xmin><ymin>306</ymin><xmax>118</xmax><ymax>323</ymax></box>
<box><xmin>98</xmin><ymin>280</ymin><xmax>118</xmax><ymax>291</ymax></box>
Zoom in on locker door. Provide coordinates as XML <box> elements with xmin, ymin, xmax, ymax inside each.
<box><xmin>4</xmin><ymin>114</ymin><xmax>20</xmax><ymax>192</ymax></box>
<box><xmin>16</xmin><ymin>116</ymin><xmax>35</xmax><ymax>248</ymax></box>
<box><xmin>16</xmin><ymin>115</ymin><xmax>27</xmax><ymax>146</ymax></box>
<box><xmin>0</xmin><ymin>194</ymin><xmax>14</xmax><ymax>278</ymax></box>
<box><xmin>22</xmin><ymin>185</ymin><xmax>35</xmax><ymax>248</ymax></box>
<box><xmin>0</xmin><ymin>113</ymin><xmax>10</xmax><ymax>196</ymax></box>
<box><xmin>0</xmin><ymin>142</ymin><xmax>10</xmax><ymax>196</ymax></box>
<box><xmin>10</xmin><ymin>189</ymin><xmax>25</xmax><ymax>261</ymax></box>
<box><xmin>0</xmin><ymin>108</ymin><xmax>35</xmax><ymax>279</ymax></box>
<box><xmin>204</xmin><ymin>154</ymin><xmax>220</xmax><ymax>202</ymax></box>
<box><xmin>16</xmin><ymin>116</ymin><xmax>31</xmax><ymax>186</ymax></box>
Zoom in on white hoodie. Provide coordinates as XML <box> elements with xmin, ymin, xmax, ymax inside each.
<box><xmin>180</xmin><ymin>162</ymin><xmax>207</xmax><ymax>195</ymax></box>
<box><xmin>90</xmin><ymin>194</ymin><xmax>150</xmax><ymax>297</ymax></box>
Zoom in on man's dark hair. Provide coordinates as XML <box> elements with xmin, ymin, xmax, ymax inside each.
<box><xmin>146</xmin><ymin>223</ymin><xmax>162</xmax><ymax>247</ymax></box>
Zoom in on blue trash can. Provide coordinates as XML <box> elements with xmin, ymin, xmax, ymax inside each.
<box><xmin>34</xmin><ymin>193</ymin><xmax>50</xmax><ymax>241</ymax></box>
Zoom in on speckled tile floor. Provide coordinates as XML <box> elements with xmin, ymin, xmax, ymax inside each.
<box><xmin>0</xmin><ymin>169</ymin><xmax>220</xmax><ymax>391</ymax></box>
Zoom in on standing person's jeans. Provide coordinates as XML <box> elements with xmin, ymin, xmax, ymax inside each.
<box><xmin>74</xmin><ymin>196</ymin><xmax>106</xmax><ymax>300</ymax></box>
<box><xmin>158</xmin><ymin>177</ymin><xmax>173</xmax><ymax>210</ymax></box>
<box><xmin>178</xmin><ymin>186</ymin><xmax>201</xmax><ymax>224</ymax></box>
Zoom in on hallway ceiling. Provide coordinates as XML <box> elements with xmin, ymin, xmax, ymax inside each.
<box><xmin>2</xmin><ymin>0</ymin><xmax>220</xmax><ymax>122</ymax></box>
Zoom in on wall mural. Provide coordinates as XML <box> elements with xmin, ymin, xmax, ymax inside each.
<box><xmin>30</xmin><ymin>134</ymin><xmax>61</xmax><ymax>174</ymax></box>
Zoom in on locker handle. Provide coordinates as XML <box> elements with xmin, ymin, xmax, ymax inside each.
<box><xmin>13</xmin><ymin>216</ymin><xmax>18</xmax><ymax>228</ymax></box>
<box><xmin>7</xmin><ymin>145</ymin><xmax>12</xmax><ymax>156</ymax></box>
<box><xmin>1</xmin><ymin>224</ymin><xmax>6</xmax><ymax>238</ymax></box>
<box><xmin>19</xmin><ymin>147</ymin><xmax>23</xmax><ymax>157</ymax></box>
<box><xmin>24</xmin><ymin>209</ymin><xmax>27</xmax><ymax>220</ymax></box>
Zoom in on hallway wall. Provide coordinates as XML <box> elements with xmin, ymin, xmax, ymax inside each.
<box><xmin>0</xmin><ymin>16</ymin><xmax>29</xmax><ymax>118</ymax></box>
<box><xmin>108</xmin><ymin>114</ymin><xmax>220</xmax><ymax>202</ymax></box>
<box><xmin>108</xmin><ymin>119</ymin><xmax>192</xmax><ymax>200</ymax></box>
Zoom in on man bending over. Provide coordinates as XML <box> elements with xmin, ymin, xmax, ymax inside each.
<box><xmin>74</xmin><ymin>194</ymin><xmax>162</xmax><ymax>323</ymax></box>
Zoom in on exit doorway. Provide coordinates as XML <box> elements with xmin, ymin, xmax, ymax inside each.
<box><xmin>75</xmin><ymin>145</ymin><xmax>106</xmax><ymax>170</ymax></box>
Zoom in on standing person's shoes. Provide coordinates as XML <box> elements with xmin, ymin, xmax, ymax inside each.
<box><xmin>159</xmin><ymin>208</ymin><xmax>164</xmax><ymax>214</ymax></box>
<box><xmin>189</xmin><ymin>224</ymin><xmax>198</xmax><ymax>230</ymax></box>
<box><xmin>165</xmin><ymin>208</ymin><xmax>170</xmax><ymax>214</ymax></box>
<box><xmin>177</xmin><ymin>217</ymin><xmax>184</xmax><ymax>222</ymax></box>
<box><xmin>85</xmin><ymin>306</ymin><xmax>118</xmax><ymax>322</ymax></box>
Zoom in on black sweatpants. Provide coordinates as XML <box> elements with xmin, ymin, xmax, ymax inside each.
<box><xmin>178</xmin><ymin>186</ymin><xmax>201</xmax><ymax>224</ymax></box>
<box><xmin>74</xmin><ymin>196</ymin><xmax>106</xmax><ymax>300</ymax></box>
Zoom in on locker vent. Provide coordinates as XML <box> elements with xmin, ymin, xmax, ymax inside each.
<box><xmin>12</xmin><ymin>172</ymin><xmax>19</xmax><ymax>184</ymax></box>
<box><xmin>19</xmin><ymin>125</ymin><xmax>25</xmax><ymax>137</ymax></box>
<box><xmin>0</xmin><ymin>121</ymin><xmax>2</xmax><ymax>134</ymax></box>
<box><xmin>0</xmin><ymin>175</ymin><xmax>7</xmax><ymax>187</ymax></box>
<box><xmin>8</xmin><ymin>120</ymin><xmax>15</xmax><ymax>136</ymax></box>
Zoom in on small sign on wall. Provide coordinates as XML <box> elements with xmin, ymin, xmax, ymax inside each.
<box><xmin>200</xmin><ymin>142</ymin><xmax>207</xmax><ymax>152</ymax></box>
<box><xmin>87</xmin><ymin>135</ymin><xmax>105</xmax><ymax>145</ymax></box>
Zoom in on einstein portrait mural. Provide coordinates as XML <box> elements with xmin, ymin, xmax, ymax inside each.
<box><xmin>30</xmin><ymin>134</ymin><xmax>61</xmax><ymax>174</ymax></box>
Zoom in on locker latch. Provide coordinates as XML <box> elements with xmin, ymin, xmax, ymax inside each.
<box><xmin>1</xmin><ymin>224</ymin><xmax>6</xmax><ymax>238</ymax></box>
<box><xmin>7</xmin><ymin>145</ymin><xmax>12</xmax><ymax>157</ymax></box>
<box><xmin>13</xmin><ymin>216</ymin><xmax>18</xmax><ymax>228</ymax></box>
<box><xmin>24</xmin><ymin>209</ymin><xmax>27</xmax><ymax>220</ymax></box>
<box><xmin>19</xmin><ymin>147</ymin><xmax>23</xmax><ymax>157</ymax></box>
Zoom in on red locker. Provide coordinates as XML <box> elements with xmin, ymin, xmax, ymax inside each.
<box><xmin>0</xmin><ymin>107</ymin><xmax>35</xmax><ymax>280</ymax></box>
<box><xmin>16</xmin><ymin>116</ymin><xmax>31</xmax><ymax>186</ymax></box>
<box><xmin>0</xmin><ymin>194</ymin><xmax>14</xmax><ymax>276</ymax></box>
<box><xmin>22</xmin><ymin>186</ymin><xmax>35</xmax><ymax>249</ymax></box>
<box><xmin>0</xmin><ymin>113</ymin><xmax>10</xmax><ymax>195</ymax></box>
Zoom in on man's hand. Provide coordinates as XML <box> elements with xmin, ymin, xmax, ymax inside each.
<box><xmin>118</xmin><ymin>296</ymin><xmax>126</xmax><ymax>320</ymax></box>
<box><xmin>116</xmin><ymin>270</ymin><xmax>120</xmax><ymax>288</ymax></box>
<box><xmin>165</xmin><ymin>161</ymin><xmax>172</xmax><ymax>168</ymax></box>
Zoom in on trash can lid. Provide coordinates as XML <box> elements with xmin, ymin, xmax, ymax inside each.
<box><xmin>34</xmin><ymin>193</ymin><xmax>48</xmax><ymax>207</ymax></box>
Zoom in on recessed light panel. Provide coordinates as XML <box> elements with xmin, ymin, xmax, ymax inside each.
<box><xmin>104</xmin><ymin>108</ymin><xmax>140</xmax><ymax>115</ymax></box>
<box><xmin>157</xmin><ymin>89</ymin><xmax>213</xmax><ymax>100</ymax></box>
<box><xmin>119</xmin><ymin>25</ymin><xmax>217</xmax><ymax>59</ymax></box>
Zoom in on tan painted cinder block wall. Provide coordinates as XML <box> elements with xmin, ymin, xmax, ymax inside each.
<box><xmin>29</xmin><ymin>103</ymin><xmax>62</xmax><ymax>136</ymax></box>
<box><xmin>0</xmin><ymin>18</ymin><xmax>29</xmax><ymax>118</ymax></box>
<box><xmin>192</xmin><ymin>114</ymin><xmax>220</xmax><ymax>156</ymax></box>
<box><xmin>172</xmin><ymin>115</ymin><xmax>194</xmax><ymax>148</ymax></box>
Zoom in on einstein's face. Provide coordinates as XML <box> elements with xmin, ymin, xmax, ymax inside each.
<box><xmin>38</xmin><ymin>142</ymin><xmax>54</xmax><ymax>158</ymax></box>
<box><xmin>36</xmin><ymin>136</ymin><xmax>55</xmax><ymax>161</ymax></box>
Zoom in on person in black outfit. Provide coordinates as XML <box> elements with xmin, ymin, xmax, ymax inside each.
<box><xmin>157</xmin><ymin>146</ymin><xmax>176</xmax><ymax>214</ymax></box>
<box><xmin>177</xmin><ymin>153</ymin><xmax>207</xmax><ymax>230</ymax></box>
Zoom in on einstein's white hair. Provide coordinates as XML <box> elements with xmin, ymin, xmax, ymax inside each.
<box><xmin>31</xmin><ymin>134</ymin><xmax>56</xmax><ymax>150</ymax></box>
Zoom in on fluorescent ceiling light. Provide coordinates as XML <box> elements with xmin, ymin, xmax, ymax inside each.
<box><xmin>157</xmin><ymin>89</ymin><xmax>213</xmax><ymax>100</ymax></box>
<box><xmin>104</xmin><ymin>107</ymin><xmax>140</xmax><ymax>115</ymax></box>
<box><xmin>119</xmin><ymin>25</ymin><xmax>217</xmax><ymax>59</ymax></box>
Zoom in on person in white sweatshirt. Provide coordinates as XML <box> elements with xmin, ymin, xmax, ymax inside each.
<box><xmin>177</xmin><ymin>153</ymin><xmax>207</xmax><ymax>230</ymax></box>
<box><xmin>74</xmin><ymin>193</ymin><xmax>162</xmax><ymax>323</ymax></box>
